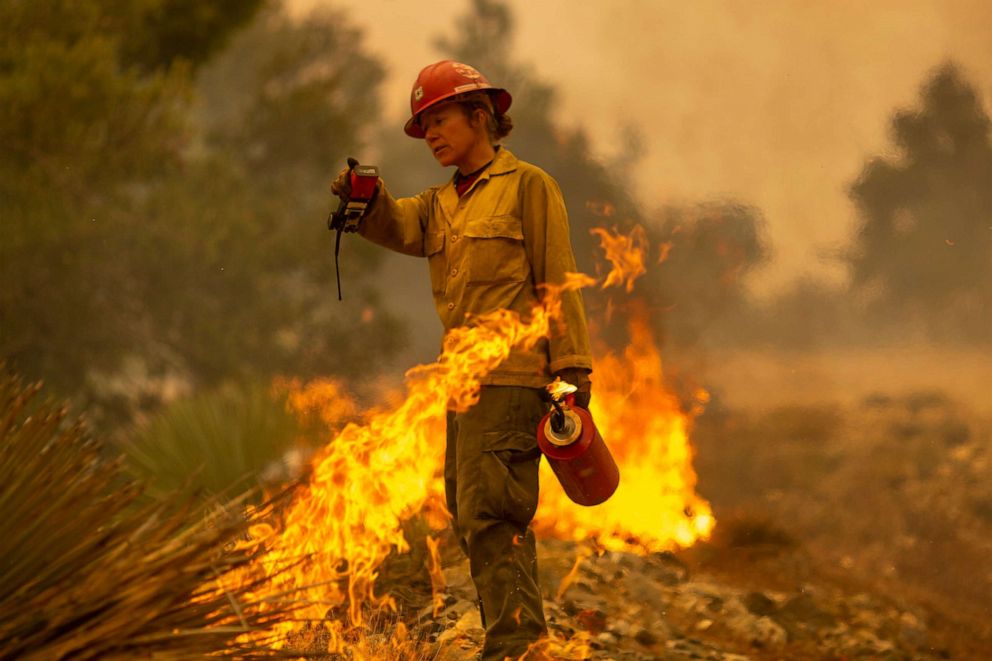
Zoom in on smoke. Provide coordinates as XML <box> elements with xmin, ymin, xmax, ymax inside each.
<box><xmin>284</xmin><ymin>0</ymin><xmax>992</xmax><ymax>405</ymax></box>
<box><xmin>294</xmin><ymin>0</ymin><xmax>992</xmax><ymax>293</ymax></box>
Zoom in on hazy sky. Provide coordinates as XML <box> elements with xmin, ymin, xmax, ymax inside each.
<box><xmin>293</xmin><ymin>0</ymin><xmax>992</xmax><ymax>292</ymax></box>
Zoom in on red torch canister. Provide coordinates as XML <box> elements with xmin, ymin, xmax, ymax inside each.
<box><xmin>536</xmin><ymin>395</ymin><xmax>620</xmax><ymax>506</ymax></box>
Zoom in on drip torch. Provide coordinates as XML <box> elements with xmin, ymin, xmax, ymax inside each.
<box><xmin>328</xmin><ymin>157</ymin><xmax>380</xmax><ymax>300</ymax></box>
<box><xmin>537</xmin><ymin>378</ymin><xmax>620</xmax><ymax>506</ymax></box>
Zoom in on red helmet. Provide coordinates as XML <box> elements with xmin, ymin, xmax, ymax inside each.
<box><xmin>404</xmin><ymin>60</ymin><xmax>512</xmax><ymax>138</ymax></box>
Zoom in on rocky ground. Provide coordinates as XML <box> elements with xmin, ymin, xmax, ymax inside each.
<box><xmin>399</xmin><ymin>530</ymin><xmax>960</xmax><ymax>661</ymax></box>
<box><xmin>384</xmin><ymin>390</ymin><xmax>992</xmax><ymax>660</ymax></box>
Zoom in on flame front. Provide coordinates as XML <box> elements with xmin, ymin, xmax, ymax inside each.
<box><xmin>216</xmin><ymin>225</ymin><xmax>713</xmax><ymax>655</ymax></box>
<box><xmin>590</xmin><ymin>225</ymin><xmax>649</xmax><ymax>292</ymax></box>
<box><xmin>534</xmin><ymin>306</ymin><xmax>714</xmax><ymax>551</ymax></box>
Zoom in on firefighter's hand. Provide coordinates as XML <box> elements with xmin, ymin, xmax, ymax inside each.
<box><xmin>330</xmin><ymin>167</ymin><xmax>351</xmax><ymax>200</ymax></box>
<box><xmin>555</xmin><ymin>367</ymin><xmax>592</xmax><ymax>410</ymax></box>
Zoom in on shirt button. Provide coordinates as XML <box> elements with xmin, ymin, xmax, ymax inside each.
<box><xmin>451</xmin><ymin>234</ymin><xmax>459</xmax><ymax>242</ymax></box>
<box><xmin>447</xmin><ymin>302</ymin><xmax>455</xmax><ymax>310</ymax></box>
<box><xmin>450</xmin><ymin>267</ymin><xmax>458</xmax><ymax>276</ymax></box>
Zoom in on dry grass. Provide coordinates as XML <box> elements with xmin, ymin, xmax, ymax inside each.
<box><xmin>692</xmin><ymin>384</ymin><xmax>992</xmax><ymax>647</ymax></box>
<box><xmin>0</xmin><ymin>368</ymin><xmax>295</xmax><ymax>659</ymax></box>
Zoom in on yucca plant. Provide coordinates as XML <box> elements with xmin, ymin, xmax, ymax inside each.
<box><xmin>121</xmin><ymin>381</ymin><xmax>304</xmax><ymax>507</ymax></box>
<box><xmin>0</xmin><ymin>369</ymin><xmax>293</xmax><ymax>659</ymax></box>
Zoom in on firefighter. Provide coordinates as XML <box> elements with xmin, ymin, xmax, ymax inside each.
<box><xmin>332</xmin><ymin>60</ymin><xmax>593</xmax><ymax>660</ymax></box>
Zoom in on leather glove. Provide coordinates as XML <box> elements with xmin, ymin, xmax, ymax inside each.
<box><xmin>330</xmin><ymin>166</ymin><xmax>351</xmax><ymax>200</ymax></box>
<box><xmin>554</xmin><ymin>367</ymin><xmax>592</xmax><ymax>410</ymax></box>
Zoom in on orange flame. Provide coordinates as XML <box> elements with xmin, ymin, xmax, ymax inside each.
<box><xmin>521</xmin><ymin>630</ymin><xmax>593</xmax><ymax>659</ymax></box>
<box><xmin>546</xmin><ymin>377</ymin><xmax>578</xmax><ymax>401</ymax></box>
<box><xmin>590</xmin><ymin>225</ymin><xmax>648</xmax><ymax>292</ymax></box>
<box><xmin>425</xmin><ymin>535</ymin><xmax>446</xmax><ymax>618</ymax></box>
<box><xmin>534</xmin><ymin>307</ymin><xmax>714</xmax><ymax>551</ymax></box>
<box><xmin>555</xmin><ymin>547</ymin><xmax>593</xmax><ymax>602</ymax></box>
<box><xmin>214</xmin><ymin>226</ymin><xmax>713</xmax><ymax>656</ymax></box>
<box><xmin>216</xmin><ymin>274</ymin><xmax>595</xmax><ymax>649</ymax></box>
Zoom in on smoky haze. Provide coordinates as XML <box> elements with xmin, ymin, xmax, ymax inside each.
<box><xmin>295</xmin><ymin>0</ymin><xmax>992</xmax><ymax>293</ymax></box>
<box><xmin>3</xmin><ymin>2</ymin><xmax>992</xmax><ymax>655</ymax></box>
<box><xmin>290</xmin><ymin>0</ymin><xmax>992</xmax><ymax>393</ymax></box>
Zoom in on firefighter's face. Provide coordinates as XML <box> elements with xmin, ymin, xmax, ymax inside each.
<box><xmin>420</xmin><ymin>103</ymin><xmax>488</xmax><ymax>169</ymax></box>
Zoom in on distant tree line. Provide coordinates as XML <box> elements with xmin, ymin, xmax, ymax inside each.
<box><xmin>846</xmin><ymin>64</ymin><xmax>991</xmax><ymax>343</ymax></box>
<box><xmin>720</xmin><ymin>64</ymin><xmax>991</xmax><ymax>350</ymax></box>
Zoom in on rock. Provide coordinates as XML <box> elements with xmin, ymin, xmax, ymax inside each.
<box><xmin>663</xmin><ymin>636</ymin><xmax>729</xmax><ymax>660</ymax></box>
<box><xmin>839</xmin><ymin>628</ymin><xmax>899</xmax><ymax>657</ymax></box>
<box><xmin>671</xmin><ymin>581</ymin><xmax>725</xmax><ymax>617</ymax></box>
<box><xmin>725</xmin><ymin>612</ymin><xmax>787</xmax><ymax>648</ymax></box>
<box><xmin>444</xmin><ymin>599</ymin><xmax>476</xmax><ymax>622</ymax></box>
<box><xmin>596</xmin><ymin>631</ymin><xmax>619</xmax><ymax>646</ymax></box>
<box><xmin>620</xmin><ymin>575</ymin><xmax>670</xmax><ymax>615</ymax></box>
<box><xmin>633</xmin><ymin>627</ymin><xmax>658</xmax><ymax>646</ymax></box>
<box><xmin>898</xmin><ymin>610</ymin><xmax>928</xmax><ymax>648</ymax></box>
<box><xmin>608</xmin><ymin>618</ymin><xmax>632</xmax><ymax>638</ymax></box>
<box><xmin>577</xmin><ymin>608</ymin><xmax>608</xmax><ymax>634</ymax></box>
<box><xmin>441</xmin><ymin>562</ymin><xmax>477</xmax><ymax>601</ymax></box>
<box><xmin>642</xmin><ymin>617</ymin><xmax>674</xmax><ymax>643</ymax></box>
<box><xmin>651</xmin><ymin>550</ymin><xmax>690</xmax><ymax>585</ymax></box>
<box><xmin>776</xmin><ymin>591</ymin><xmax>837</xmax><ymax>630</ymax></box>
<box><xmin>433</xmin><ymin>640</ymin><xmax>481</xmax><ymax>661</ymax></box>
<box><xmin>436</xmin><ymin>607</ymin><xmax>483</xmax><ymax>646</ymax></box>
<box><xmin>751</xmin><ymin>615</ymin><xmax>787</xmax><ymax>648</ymax></box>
<box><xmin>742</xmin><ymin>591</ymin><xmax>776</xmax><ymax>616</ymax></box>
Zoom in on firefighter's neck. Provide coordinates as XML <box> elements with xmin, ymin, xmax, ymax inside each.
<box><xmin>455</xmin><ymin>136</ymin><xmax>496</xmax><ymax>176</ymax></box>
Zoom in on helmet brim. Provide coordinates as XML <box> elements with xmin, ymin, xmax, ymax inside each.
<box><xmin>404</xmin><ymin>88</ymin><xmax>512</xmax><ymax>138</ymax></box>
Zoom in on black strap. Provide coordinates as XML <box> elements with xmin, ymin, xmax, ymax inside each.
<box><xmin>334</xmin><ymin>226</ymin><xmax>344</xmax><ymax>301</ymax></box>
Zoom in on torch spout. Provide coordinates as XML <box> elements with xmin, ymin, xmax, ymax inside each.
<box><xmin>550</xmin><ymin>399</ymin><xmax>566</xmax><ymax>433</ymax></box>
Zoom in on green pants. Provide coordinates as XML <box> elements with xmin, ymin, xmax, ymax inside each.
<box><xmin>445</xmin><ymin>386</ymin><xmax>548</xmax><ymax>661</ymax></box>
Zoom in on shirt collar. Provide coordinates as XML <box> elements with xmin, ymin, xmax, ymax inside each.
<box><xmin>487</xmin><ymin>146</ymin><xmax>518</xmax><ymax>177</ymax></box>
<box><xmin>448</xmin><ymin>146</ymin><xmax>518</xmax><ymax>185</ymax></box>
<box><xmin>438</xmin><ymin>147</ymin><xmax>518</xmax><ymax>216</ymax></box>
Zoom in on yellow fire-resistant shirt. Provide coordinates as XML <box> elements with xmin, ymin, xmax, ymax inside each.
<box><xmin>359</xmin><ymin>147</ymin><xmax>593</xmax><ymax>388</ymax></box>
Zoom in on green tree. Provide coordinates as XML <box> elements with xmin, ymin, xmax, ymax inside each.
<box><xmin>847</xmin><ymin>63</ymin><xmax>992</xmax><ymax>342</ymax></box>
<box><xmin>131</xmin><ymin>3</ymin><xmax>404</xmax><ymax>390</ymax></box>
<box><xmin>1</xmin><ymin>1</ymin><xmax>403</xmax><ymax>425</ymax></box>
<box><xmin>645</xmin><ymin>202</ymin><xmax>769</xmax><ymax>348</ymax></box>
<box><xmin>1</xmin><ymin>0</ymin><xmax>196</xmax><ymax>401</ymax></box>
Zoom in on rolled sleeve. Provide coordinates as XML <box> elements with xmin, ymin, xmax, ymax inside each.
<box><xmin>358</xmin><ymin>182</ymin><xmax>435</xmax><ymax>257</ymax></box>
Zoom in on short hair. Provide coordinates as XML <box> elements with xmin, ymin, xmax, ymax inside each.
<box><xmin>457</xmin><ymin>92</ymin><xmax>514</xmax><ymax>142</ymax></box>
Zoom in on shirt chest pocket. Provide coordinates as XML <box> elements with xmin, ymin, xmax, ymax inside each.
<box><xmin>425</xmin><ymin>230</ymin><xmax>446</xmax><ymax>295</ymax></box>
<box><xmin>463</xmin><ymin>215</ymin><xmax>529</xmax><ymax>286</ymax></box>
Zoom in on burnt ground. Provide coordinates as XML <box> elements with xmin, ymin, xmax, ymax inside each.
<box><xmin>371</xmin><ymin>389</ymin><xmax>991</xmax><ymax>660</ymax></box>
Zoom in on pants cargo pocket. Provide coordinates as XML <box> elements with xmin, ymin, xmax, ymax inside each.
<box><xmin>480</xmin><ymin>430</ymin><xmax>541</xmax><ymax>529</ymax></box>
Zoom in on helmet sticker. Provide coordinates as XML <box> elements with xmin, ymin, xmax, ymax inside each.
<box><xmin>413</xmin><ymin>86</ymin><xmax>424</xmax><ymax>101</ymax></box>
<box><xmin>452</xmin><ymin>63</ymin><xmax>482</xmax><ymax>80</ymax></box>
